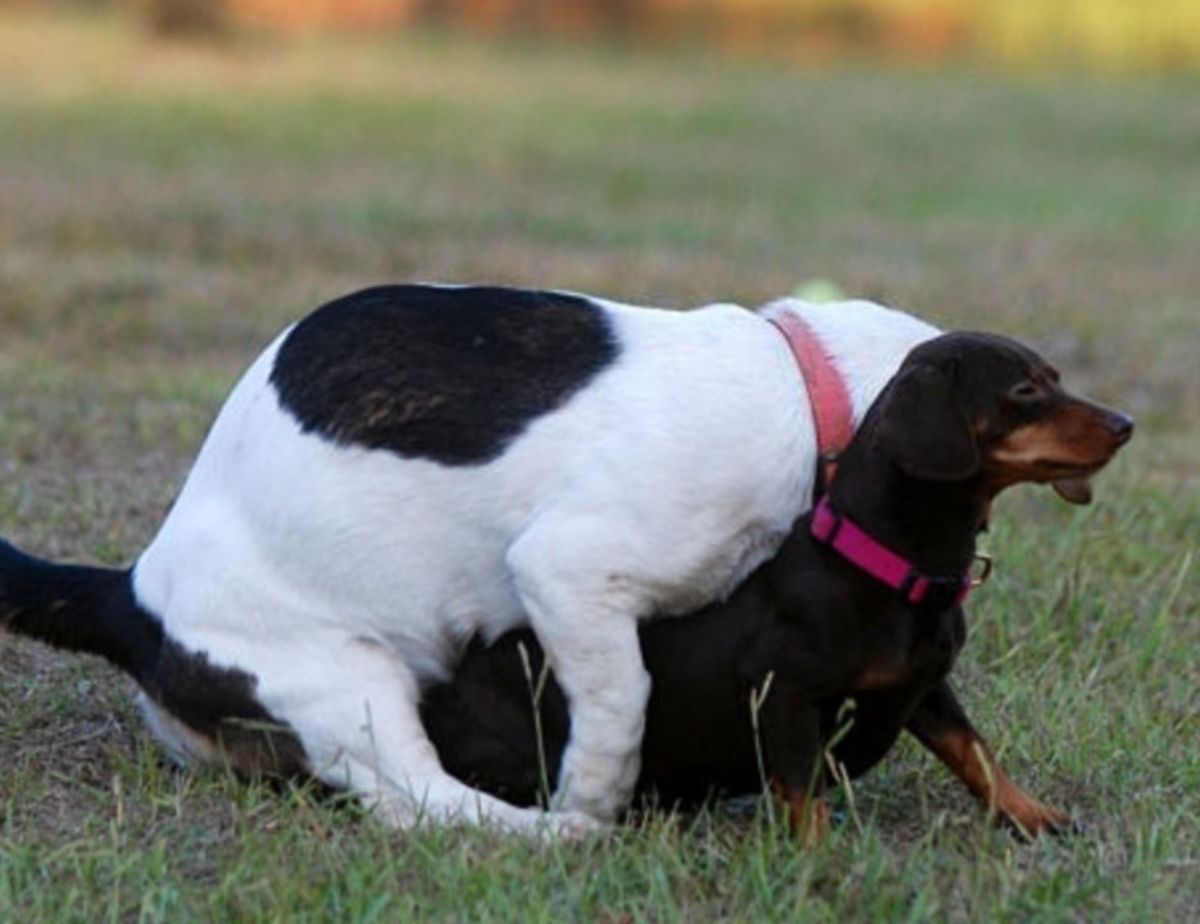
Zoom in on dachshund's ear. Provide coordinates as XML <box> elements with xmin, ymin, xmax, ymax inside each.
<box><xmin>875</xmin><ymin>364</ymin><xmax>980</xmax><ymax>481</ymax></box>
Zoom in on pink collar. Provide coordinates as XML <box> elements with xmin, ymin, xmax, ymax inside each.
<box><xmin>768</xmin><ymin>312</ymin><xmax>855</xmax><ymax>489</ymax></box>
<box><xmin>811</xmin><ymin>497</ymin><xmax>977</xmax><ymax>609</ymax></box>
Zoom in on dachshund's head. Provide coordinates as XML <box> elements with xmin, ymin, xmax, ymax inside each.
<box><xmin>872</xmin><ymin>332</ymin><xmax>1133</xmax><ymax>504</ymax></box>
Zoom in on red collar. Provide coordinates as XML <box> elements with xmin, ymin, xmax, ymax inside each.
<box><xmin>768</xmin><ymin>312</ymin><xmax>855</xmax><ymax>490</ymax></box>
<box><xmin>811</xmin><ymin>497</ymin><xmax>981</xmax><ymax>609</ymax></box>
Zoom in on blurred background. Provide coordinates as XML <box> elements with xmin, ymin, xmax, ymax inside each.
<box><xmin>90</xmin><ymin>0</ymin><xmax>1200</xmax><ymax>70</ymax></box>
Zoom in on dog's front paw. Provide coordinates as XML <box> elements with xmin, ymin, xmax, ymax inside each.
<box><xmin>554</xmin><ymin>745</ymin><xmax>640</xmax><ymax>822</ymax></box>
<box><xmin>771</xmin><ymin>779</ymin><xmax>832</xmax><ymax>848</ymax></box>
<box><xmin>997</xmin><ymin>797</ymin><xmax>1078</xmax><ymax>841</ymax></box>
<box><xmin>538</xmin><ymin>809</ymin><xmax>607</xmax><ymax>841</ymax></box>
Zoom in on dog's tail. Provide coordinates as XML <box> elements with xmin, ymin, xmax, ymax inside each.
<box><xmin>0</xmin><ymin>538</ymin><xmax>161</xmax><ymax>682</ymax></box>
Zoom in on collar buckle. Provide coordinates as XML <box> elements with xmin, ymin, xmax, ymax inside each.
<box><xmin>970</xmin><ymin>552</ymin><xmax>994</xmax><ymax>589</ymax></box>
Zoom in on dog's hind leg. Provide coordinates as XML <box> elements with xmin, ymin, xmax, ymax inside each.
<box><xmin>255</xmin><ymin>635</ymin><xmax>600</xmax><ymax>837</ymax></box>
<box><xmin>906</xmin><ymin>680</ymin><xmax>1073</xmax><ymax>838</ymax></box>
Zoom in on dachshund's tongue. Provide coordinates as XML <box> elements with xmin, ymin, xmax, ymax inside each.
<box><xmin>1052</xmin><ymin>477</ymin><xmax>1093</xmax><ymax>505</ymax></box>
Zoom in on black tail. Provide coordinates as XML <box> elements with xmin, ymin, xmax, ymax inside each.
<box><xmin>0</xmin><ymin>539</ymin><xmax>162</xmax><ymax>682</ymax></box>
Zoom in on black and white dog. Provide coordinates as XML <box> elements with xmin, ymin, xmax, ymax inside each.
<box><xmin>2</xmin><ymin>284</ymin><xmax>942</xmax><ymax>834</ymax></box>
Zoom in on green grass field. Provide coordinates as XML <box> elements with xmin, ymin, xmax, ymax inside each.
<box><xmin>1</xmin><ymin>10</ymin><xmax>1198</xmax><ymax>921</ymax></box>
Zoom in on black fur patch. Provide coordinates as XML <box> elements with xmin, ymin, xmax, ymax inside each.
<box><xmin>144</xmin><ymin>640</ymin><xmax>308</xmax><ymax>778</ymax></box>
<box><xmin>270</xmin><ymin>285</ymin><xmax>620</xmax><ymax>466</ymax></box>
<box><xmin>0</xmin><ymin>541</ymin><xmax>161</xmax><ymax>681</ymax></box>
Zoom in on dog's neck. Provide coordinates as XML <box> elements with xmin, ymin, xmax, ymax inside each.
<box><xmin>825</xmin><ymin>429</ymin><xmax>988</xmax><ymax>578</ymax></box>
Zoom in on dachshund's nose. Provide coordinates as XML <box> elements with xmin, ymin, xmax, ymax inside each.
<box><xmin>1107</xmin><ymin>412</ymin><xmax>1134</xmax><ymax>446</ymax></box>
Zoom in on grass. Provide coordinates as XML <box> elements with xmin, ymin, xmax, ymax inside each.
<box><xmin>1</xmin><ymin>9</ymin><xmax>1198</xmax><ymax>921</ymax></box>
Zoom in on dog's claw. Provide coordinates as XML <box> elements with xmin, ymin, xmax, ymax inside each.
<box><xmin>999</xmin><ymin>804</ymin><xmax>1080</xmax><ymax>842</ymax></box>
<box><xmin>1057</xmin><ymin>816</ymin><xmax>1088</xmax><ymax>838</ymax></box>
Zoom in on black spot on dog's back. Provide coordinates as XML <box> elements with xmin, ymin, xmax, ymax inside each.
<box><xmin>270</xmin><ymin>285</ymin><xmax>619</xmax><ymax>466</ymax></box>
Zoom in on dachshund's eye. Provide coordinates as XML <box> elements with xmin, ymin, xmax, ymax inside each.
<box><xmin>1008</xmin><ymin>382</ymin><xmax>1042</xmax><ymax>402</ymax></box>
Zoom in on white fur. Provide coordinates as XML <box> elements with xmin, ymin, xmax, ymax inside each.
<box><xmin>132</xmin><ymin>294</ymin><xmax>937</xmax><ymax>832</ymax></box>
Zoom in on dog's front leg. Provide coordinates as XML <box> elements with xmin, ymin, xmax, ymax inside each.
<box><xmin>507</xmin><ymin>523</ymin><xmax>652</xmax><ymax>823</ymax></box>
<box><xmin>906</xmin><ymin>680</ymin><xmax>1073</xmax><ymax>838</ymax></box>
<box><xmin>758</xmin><ymin>683</ymin><xmax>829</xmax><ymax>846</ymax></box>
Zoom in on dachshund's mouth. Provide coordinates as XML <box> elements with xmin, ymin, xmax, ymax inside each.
<box><xmin>981</xmin><ymin>456</ymin><xmax>1088</xmax><ymax>503</ymax></box>
<box><xmin>1048</xmin><ymin>454</ymin><xmax>1124</xmax><ymax>505</ymax></box>
<box><xmin>990</xmin><ymin>408</ymin><xmax>1133</xmax><ymax>506</ymax></box>
<box><xmin>988</xmin><ymin>456</ymin><xmax>1115</xmax><ymax>505</ymax></box>
<box><xmin>1051</xmin><ymin>475</ymin><xmax>1095</xmax><ymax>505</ymax></box>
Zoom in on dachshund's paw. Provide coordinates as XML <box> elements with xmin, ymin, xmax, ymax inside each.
<box><xmin>998</xmin><ymin>798</ymin><xmax>1078</xmax><ymax>841</ymax></box>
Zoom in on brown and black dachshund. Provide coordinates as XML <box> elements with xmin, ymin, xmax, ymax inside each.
<box><xmin>420</xmin><ymin>331</ymin><xmax>1133</xmax><ymax>841</ymax></box>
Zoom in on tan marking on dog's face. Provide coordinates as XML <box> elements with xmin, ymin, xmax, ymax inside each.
<box><xmin>989</xmin><ymin>418</ymin><xmax>1098</xmax><ymax>471</ymax></box>
<box><xmin>984</xmin><ymin>399</ymin><xmax>1129</xmax><ymax>489</ymax></box>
